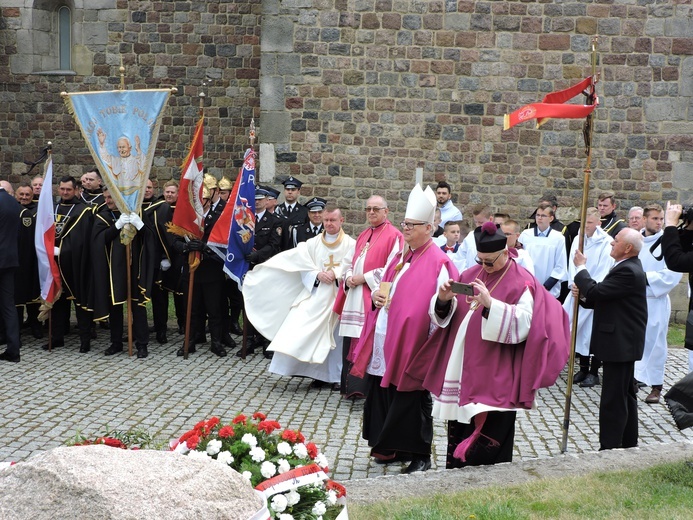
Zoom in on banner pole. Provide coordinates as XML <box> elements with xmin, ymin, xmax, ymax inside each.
<box><xmin>561</xmin><ymin>36</ymin><xmax>599</xmax><ymax>453</ymax></box>
<box><xmin>126</xmin><ymin>243</ymin><xmax>133</xmax><ymax>357</ymax></box>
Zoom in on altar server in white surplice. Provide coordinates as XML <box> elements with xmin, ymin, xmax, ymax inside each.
<box><xmin>635</xmin><ymin>204</ymin><xmax>682</xmax><ymax>404</ymax></box>
<box><xmin>244</xmin><ymin>204</ymin><xmax>355</xmax><ymax>386</ymax></box>
<box><xmin>564</xmin><ymin>207</ymin><xmax>614</xmax><ymax>387</ymax></box>
<box><xmin>519</xmin><ymin>202</ymin><xmax>567</xmax><ymax>299</ymax></box>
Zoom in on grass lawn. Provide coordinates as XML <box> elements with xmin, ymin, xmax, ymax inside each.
<box><xmin>349</xmin><ymin>461</ymin><xmax>693</xmax><ymax>519</ymax></box>
<box><xmin>668</xmin><ymin>322</ymin><xmax>686</xmax><ymax>348</ymax></box>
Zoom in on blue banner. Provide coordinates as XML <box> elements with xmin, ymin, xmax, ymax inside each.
<box><xmin>224</xmin><ymin>149</ymin><xmax>256</xmax><ymax>288</ymax></box>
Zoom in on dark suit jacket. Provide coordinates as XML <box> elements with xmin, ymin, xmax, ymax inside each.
<box><xmin>0</xmin><ymin>189</ymin><xmax>20</xmax><ymax>269</ymax></box>
<box><xmin>573</xmin><ymin>256</ymin><xmax>647</xmax><ymax>363</ymax></box>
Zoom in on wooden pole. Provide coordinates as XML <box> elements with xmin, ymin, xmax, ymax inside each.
<box><xmin>561</xmin><ymin>36</ymin><xmax>599</xmax><ymax>453</ymax></box>
<box><xmin>183</xmin><ymin>258</ymin><xmax>196</xmax><ymax>360</ymax></box>
<box><xmin>126</xmin><ymin>243</ymin><xmax>133</xmax><ymax>357</ymax></box>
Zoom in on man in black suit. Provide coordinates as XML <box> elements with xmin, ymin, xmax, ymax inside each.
<box><xmin>294</xmin><ymin>197</ymin><xmax>326</xmax><ymax>244</ymax></box>
<box><xmin>0</xmin><ymin>181</ymin><xmax>22</xmax><ymax>362</ymax></box>
<box><xmin>275</xmin><ymin>176</ymin><xmax>309</xmax><ymax>250</ymax></box>
<box><xmin>572</xmin><ymin>227</ymin><xmax>647</xmax><ymax>450</ymax></box>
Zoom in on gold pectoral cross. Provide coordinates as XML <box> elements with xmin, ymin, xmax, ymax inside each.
<box><xmin>324</xmin><ymin>254</ymin><xmax>339</xmax><ymax>270</ymax></box>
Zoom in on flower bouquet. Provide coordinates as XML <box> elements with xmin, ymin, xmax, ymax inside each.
<box><xmin>171</xmin><ymin>413</ymin><xmax>347</xmax><ymax>520</ymax></box>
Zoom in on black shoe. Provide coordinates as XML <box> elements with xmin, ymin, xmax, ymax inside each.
<box><xmin>90</xmin><ymin>327</ymin><xmax>97</xmax><ymax>340</ymax></box>
<box><xmin>210</xmin><ymin>342</ymin><xmax>227</xmax><ymax>358</ymax></box>
<box><xmin>156</xmin><ymin>331</ymin><xmax>168</xmax><ymax>344</ymax></box>
<box><xmin>177</xmin><ymin>326</ymin><xmax>185</xmax><ymax>335</ymax></box>
<box><xmin>402</xmin><ymin>457</ymin><xmax>431</xmax><ymax>474</ymax></box>
<box><xmin>137</xmin><ymin>345</ymin><xmax>149</xmax><ymax>359</ymax></box>
<box><xmin>230</xmin><ymin>323</ymin><xmax>243</xmax><ymax>335</ymax></box>
<box><xmin>222</xmin><ymin>333</ymin><xmax>236</xmax><ymax>349</ymax></box>
<box><xmin>177</xmin><ymin>344</ymin><xmax>197</xmax><ymax>356</ymax></box>
<box><xmin>579</xmin><ymin>373</ymin><xmax>600</xmax><ymax>388</ymax></box>
<box><xmin>309</xmin><ymin>379</ymin><xmax>328</xmax><ymax>388</ymax></box>
<box><xmin>573</xmin><ymin>371</ymin><xmax>588</xmax><ymax>384</ymax></box>
<box><xmin>79</xmin><ymin>340</ymin><xmax>91</xmax><ymax>353</ymax></box>
<box><xmin>31</xmin><ymin>324</ymin><xmax>44</xmax><ymax>339</ymax></box>
<box><xmin>104</xmin><ymin>344</ymin><xmax>123</xmax><ymax>356</ymax></box>
<box><xmin>236</xmin><ymin>347</ymin><xmax>255</xmax><ymax>358</ymax></box>
<box><xmin>264</xmin><ymin>351</ymin><xmax>274</xmax><ymax>359</ymax></box>
<box><xmin>42</xmin><ymin>341</ymin><xmax>64</xmax><ymax>351</ymax></box>
<box><xmin>0</xmin><ymin>350</ymin><xmax>20</xmax><ymax>363</ymax></box>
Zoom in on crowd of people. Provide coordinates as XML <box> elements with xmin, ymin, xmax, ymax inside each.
<box><xmin>1</xmin><ymin>172</ymin><xmax>692</xmax><ymax>473</ymax></box>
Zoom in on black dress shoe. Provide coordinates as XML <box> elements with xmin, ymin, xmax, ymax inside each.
<box><xmin>42</xmin><ymin>341</ymin><xmax>64</xmax><ymax>351</ymax></box>
<box><xmin>0</xmin><ymin>350</ymin><xmax>20</xmax><ymax>363</ymax></box>
<box><xmin>30</xmin><ymin>324</ymin><xmax>44</xmax><ymax>339</ymax></box>
<box><xmin>264</xmin><ymin>351</ymin><xmax>274</xmax><ymax>360</ymax></box>
<box><xmin>177</xmin><ymin>326</ymin><xmax>185</xmax><ymax>335</ymax></box>
<box><xmin>230</xmin><ymin>323</ymin><xmax>243</xmax><ymax>336</ymax></box>
<box><xmin>236</xmin><ymin>347</ymin><xmax>255</xmax><ymax>357</ymax></box>
<box><xmin>210</xmin><ymin>343</ymin><xmax>227</xmax><ymax>357</ymax></box>
<box><xmin>572</xmin><ymin>371</ymin><xmax>588</xmax><ymax>384</ymax></box>
<box><xmin>222</xmin><ymin>333</ymin><xmax>236</xmax><ymax>349</ymax></box>
<box><xmin>156</xmin><ymin>331</ymin><xmax>168</xmax><ymax>344</ymax></box>
<box><xmin>402</xmin><ymin>458</ymin><xmax>431</xmax><ymax>474</ymax></box>
<box><xmin>136</xmin><ymin>345</ymin><xmax>149</xmax><ymax>359</ymax></box>
<box><xmin>579</xmin><ymin>373</ymin><xmax>600</xmax><ymax>388</ymax></box>
<box><xmin>177</xmin><ymin>344</ymin><xmax>197</xmax><ymax>356</ymax></box>
<box><xmin>309</xmin><ymin>379</ymin><xmax>328</xmax><ymax>388</ymax></box>
<box><xmin>332</xmin><ymin>383</ymin><xmax>341</xmax><ymax>392</ymax></box>
<box><xmin>104</xmin><ymin>344</ymin><xmax>123</xmax><ymax>355</ymax></box>
<box><xmin>79</xmin><ymin>341</ymin><xmax>91</xmax><ymax>353</ymax></box>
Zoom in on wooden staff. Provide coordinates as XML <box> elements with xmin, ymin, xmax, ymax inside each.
<box><xmin>239</xmin><ymin>118</ymin><xmax>256</xmax><ymax>360</ymax></box>
<box><xmin>126</xmin><ymin>243</ymin><xmax>134</xmax><ymax>356</ymax></box>
<box><xmin>561</xmin><ymin>37</ymin><xmax>600</xmax><ymax>453</ymax></box>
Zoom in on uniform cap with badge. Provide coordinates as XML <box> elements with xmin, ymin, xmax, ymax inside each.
<box><xmin>305</xmin><ymin>196</ymin><xmax>326</xmax><ymax>212</ymax></box>
<box><xmin>282</xmin><ymin>176</ymin><xmax>303</xmax><ymax>190</ymax></box>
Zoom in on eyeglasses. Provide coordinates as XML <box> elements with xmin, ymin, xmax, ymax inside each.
<box><xmin>400</xmin><ymin>221</ymin><xmax>428</xmax><ymax>230</ymax></box>
<box><xmin>365</xmin><ymin>207</ymin><xmax>385</xmax><ymax>212</ymax></box>
<box><xmin>475</xmin><ymin>251</ymin><xmax>504</xmax><ymax>267</ymax></box>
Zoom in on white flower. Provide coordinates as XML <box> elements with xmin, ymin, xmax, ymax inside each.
<box><xmin>315</xmin><ymin>453</ymin><xmax>329</xmax><ymax>469</ymax></box>
<box><xmin>242</xmin><ymin>471</ymin><xmax>252</xmax><ymax>483</ymax></box>
<box><xmin>286</xmin><ymin>489</ymin><xmax>301</xmax><ymax>506</ymax></box>
<box><xmin>312</xmin><ymin>501</ymin><xmax>327</xmax><ymax>516</ymax></box>
<box><xmin>241</xmin><ymin>433</ymin><xmax>258</xmax><ymax>447</ymax></box>
<box><xmin>277</xmin><ymin>514</ymin><xmax>294</xmax><ymax>520</ymax></box>
<box><xmin>326</xmin><ymin>489</ymin><xmax>337</xmax><ymax>506</ymax></box>
<box><xmin>260</xmin><ymin>461</ymin><xmax>277</xmax><ymax>478</ymax></box>
<box><xmin>216</xmin><ymin>450</ymin><xmax>234</xmax><ymax>465</ymax></box>
<box><xmin>270</xmin><ymin>493</ymin><xmax>288</xmax><ymax>513</ymax></box>
<box><xmin>206</xmin><ymin>439</ymin><xmax>222</xmax><ymax>456</ymax></box>
<box><xmin>277</xmin><ymin>458</ymin><xmax>291</xmax><ymax>474</ymax></box>
<box><xmin>249</xmin><ymin>446</ymin><xmax>266</xmax><ymax>462</ymax></box>
<box><xmin>276</xmin><ymin>441</ymin><xmax>292</xmax><ymax>455</ymax></box>
<box><xmin>293</xmin><ymin>443</ymin><xmax>308</xmax><ymax>459</ymax></box>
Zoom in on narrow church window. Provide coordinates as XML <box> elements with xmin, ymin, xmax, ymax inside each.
<box><xmin>58</xmin><ymin>6</ymin><xmax>71</xmax><ymax>70</ymax></box>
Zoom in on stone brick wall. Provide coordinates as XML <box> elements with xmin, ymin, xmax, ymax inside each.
<box><xmin>260</xmin><ymin>0</ymin><xmax>693</xmax><ymax>233</ymax></box>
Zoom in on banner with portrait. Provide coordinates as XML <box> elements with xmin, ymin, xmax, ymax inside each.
<box><xmin>63</xmin><ymin>89</ymin><xmax>172</xmax><ymax>217</ymax></box>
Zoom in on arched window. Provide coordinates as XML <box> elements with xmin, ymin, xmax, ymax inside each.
<box><xmin>58</xmin><ymin>6</ymin><xmax>71</xmax><ymax>70</ymax></box>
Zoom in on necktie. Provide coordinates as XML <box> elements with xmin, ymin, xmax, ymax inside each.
<box><xmin>445</xmin><ymin>246</ymin><xmax>455</xmax><ymax>252</ymax></box>
<box><xmin>286</xmin><ymin>205</ymin><xmax>292</xmax><ymax>216</ymax></box>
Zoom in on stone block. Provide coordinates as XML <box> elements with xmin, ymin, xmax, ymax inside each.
<box><xmin>260</xmin><ymin>111</ymin><xmax>291</xmax><ymax>143</ymax></box>
<box><xmin>444</xmin><ymin>13</ymin><xmax>470</xmax><ymax>31</ymax></box>
<box><xmin>261</xmin><ymin>16</ymin><xmax>294</xmax><ymax>53</ymax></box>
<box><xmin>259</xmin><ymin>143</ymin><xmax>276</xmax><ymax>182</ymax></box>
<box><xmin>82</xmin><ymin>22</ymin><xmax>109</xmax><ymax>46</ymax></box>
<box><xmin>260</xmin><ymin>76</ymin><xmax>285</xmax><ymax>111</ymax></box>
<box><xmin>644</xmin><ymin>98</ymin><xmax>688</xmax><ymax>122</ymax></box>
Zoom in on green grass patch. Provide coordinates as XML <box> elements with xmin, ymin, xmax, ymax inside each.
<box><xmin>349</xmin><ymin>461</ymin><xmax>693</xmax><ymax>520</ymax></box>
<box><xmin>668</xmin><ymin>322</ymin><xmax>686</xmax><ymax>348</ymax></box>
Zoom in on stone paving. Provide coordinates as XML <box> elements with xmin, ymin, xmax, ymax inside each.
<box><xmin>1</xmin><ymin>325</ymin><xmax>692</xmax><ymax>483</ymax></box>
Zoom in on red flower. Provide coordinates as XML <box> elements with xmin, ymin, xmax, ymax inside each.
<box><xmin>281</xmin><ymin>430</ymin><xmax>297</xmax><ymax>443</ymax></box>
<box><xmin>95</xmin><ymin>437</ymin><xmax>126</xmax><ymax>449</ymax></box>
<box><xmin>306</xmin><ymin>442</ymin><xmax>318</xmax><ymax>459</ymax></box>
<box><xmin>179</xmin><ymin>430</ymin><xmax>195</xmax><ymax>443</ymax></box>
<box><xmin>252</xmin><ymin>412</ymin><xmax>267</xmax><ymax>421</ymax></box>
<box><xmin>297</xmin><ymin>431</ymin><xmax>306</xmax><ymax>443</ymax></box>
<box><xmin>257</xmin><ymin>420</ymin><xmax>281</xmax><ymax>435</ymax></box>
<box><xmin>232</xmin><ymin>414</ymin><xmax>247</xmax><ymax>425</ymax></box>
<box><xmin>187</xmin><ymin>434</ymin><xmax>200</xmax><ymax>450</ymax></box>
<box><xmin>218</xmin><ymin>426</ymin><xmax>235</xmax><ymax>438</ymax></box>
<box><xmin>193</xmin><ymin>420</ymin><xmax>206</xmax><ymax>432</ymax></box>
<box><xmin>207</xmin><ymin>417</ymin><xmax>220</xmax><ymax>429</ymax></box>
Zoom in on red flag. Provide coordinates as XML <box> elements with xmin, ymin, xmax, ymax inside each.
<box><xmin>170</xmin><ymin>117</ymin><xmax>205</xmax><ymax>239</ymax></box>
<box><xmin>34</xmin><ymin>155</ymin><xmax>61</xmax><ymax>306</ymax></box>
<box><xmin>503</xmin><ymin>76</ymin><xmax>598</xmax><ymax>130</ymax></box>
<box><xmin>207</xmin><ymin>164</ymin><xmax>243</xmax><ymax>248</ymax></box>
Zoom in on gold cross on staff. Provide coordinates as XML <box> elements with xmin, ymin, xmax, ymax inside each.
<box><xmin>324</xmin><ymin>254</ymin><xmax>339</xmax><ymax>270</ymax></box>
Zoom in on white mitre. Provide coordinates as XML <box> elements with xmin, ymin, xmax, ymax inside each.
<box><xmin>404</xmin><ymin>184</ymin><xmax>436</xmax><ymax>224</ymax></box>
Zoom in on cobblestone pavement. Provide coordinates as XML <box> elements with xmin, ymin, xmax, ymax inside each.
<box><xmin>1</xmin><ymin>326</ymin><xmax>692</xmax><ymax>483</ymax></box>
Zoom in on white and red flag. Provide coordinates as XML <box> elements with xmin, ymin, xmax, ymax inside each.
<box><xmin>34</xmin><ymin>155</ymin><xmax>61</xmax><ymax>309</ymax></box>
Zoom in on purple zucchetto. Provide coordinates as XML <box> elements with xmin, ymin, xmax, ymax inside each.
<box><xmin>474</xmin><ymin>221</ymin><xmax>507</xmax><ymax>253</ymax></box>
